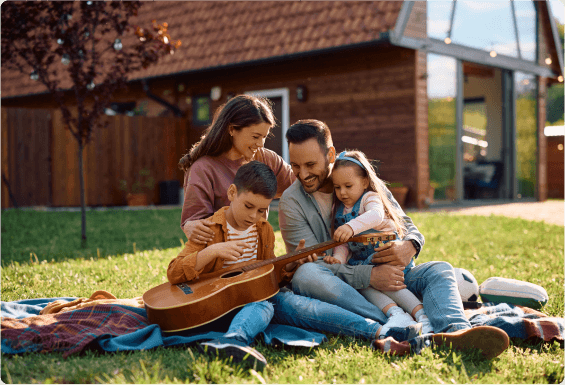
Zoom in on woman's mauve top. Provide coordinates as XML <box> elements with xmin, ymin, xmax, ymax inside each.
<box><xmin>180</xmin><ymin>147</ymin><xmax>295</xmax><ymax>227</ymax></box>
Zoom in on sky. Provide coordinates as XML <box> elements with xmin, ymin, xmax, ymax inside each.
<box><xmin>549</xmin><ymin>0</ymin><xmax>564</xmax><ymax>24</ymax></box>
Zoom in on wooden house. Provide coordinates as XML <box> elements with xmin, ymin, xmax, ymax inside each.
<box><xmin>2</xmin><ymin>1</ymin><xmax>563</xmax><ymax>208</ymax></box>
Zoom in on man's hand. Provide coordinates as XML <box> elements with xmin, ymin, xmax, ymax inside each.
<box><xmin>323</xmin><ymin>255</ymin><xmax>343</xmax><ymax>265</ymax></box>
<box><xmin>183</xmin><ymin>218</ymin><xmax>215</xmax><ymax>244</ymax></box>
<box><xmin>333</xmin><ymin>224</ymin><xmax>354</xmax><ymax>242</ymax></box>
<box><xmin>369</xmin><ymin>264</ymin><xmax>406</xmax><ymax>291</ymax></box>
<box><xmin>285</xmin><ymin>239</ymin><xmax>318</xmax><ymax>271</ymax></box>
<box><xmin>371</xmin><ymin>240</ymin><xmax>416</xmax><ymax>268</ymax></box>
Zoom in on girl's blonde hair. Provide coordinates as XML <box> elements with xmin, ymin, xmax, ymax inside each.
<box><xmin>331</xmin><ymin>149</ymin><xmax>406</xmax><ymax>239</ymax></box>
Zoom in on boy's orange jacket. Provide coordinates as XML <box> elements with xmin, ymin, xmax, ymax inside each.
<box><xmin>167</xmin><ymin>207</ymin><xmax>294</xmax><ymax>284</ymax></box>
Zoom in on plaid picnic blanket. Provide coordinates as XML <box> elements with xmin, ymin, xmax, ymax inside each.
<box><xmin>1</xmin><ymin>298</ymin><xmax>327</xmax><ymax>357</ymax></box>
<box><xmin>1</xmin><ymin>304</ymin><xmax>152</xmax><ymax>358</ymax></box>
<box><xmin>374</xmin><ymin>302</ymin><xmax>564</xmax><ymax>356</ymax></box>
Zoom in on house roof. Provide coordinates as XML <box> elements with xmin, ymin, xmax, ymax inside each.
<box><xmin>1</xmin><ymin>1</ymin><xmax>402</xmax><ymax>99</ymax></box>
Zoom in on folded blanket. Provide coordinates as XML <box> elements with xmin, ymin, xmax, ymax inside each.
<box><xmin>373</xmin><ymin>302</ymin><xmax>564</xmax><ymax>356</ymax></box>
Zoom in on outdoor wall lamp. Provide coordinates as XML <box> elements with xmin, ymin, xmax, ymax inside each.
<box><xmin>296</xmin><ymin>85</ymin><xmax>307</xmax><ymax>102</ymax></box>
<box><xmin>545</xmin><ymin>57</ymin><xmax>552</xmax><ymax>65</ymax></box>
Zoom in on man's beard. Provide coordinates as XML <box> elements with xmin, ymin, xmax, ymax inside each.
<box><xmin>300</xmin><ymin>160</ymin><xmax>331</xmax><ymax>193</ymax></box>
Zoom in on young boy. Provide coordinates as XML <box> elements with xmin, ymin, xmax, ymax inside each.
<box><xmin>167</xmin><ymin>160</ymin><xmax>286</xmax><ymax>370</ymax></box>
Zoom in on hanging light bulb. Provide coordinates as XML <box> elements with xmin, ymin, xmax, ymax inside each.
<box><xmin>30</xmin><ymin>70</ymin><xmax>39</xmax><ymax>81</ymax></box>
<box><xmin>87</xmin><ymin>81</ymin><xmax>95</xmax><ymax>90</ymax></box>
<box><xmin>113</xmin><ymin>38</ymin><xmax>122</xmax><ymax>50</ymax></box>
<box><xmin>558</xmin><ymin>75</ymin><xmax>564</xmax><ymax>83</ymax></box>
<box><xmin>545</xmin><ymin>57</ymin><xmax>552</xmax><ymax>65</ymax></box>
<box><xmin>489</xmin><ymin>51</ymin><xmax>497</xmax><ymax>58</ymax></box>
<box><xmin>61</xmin><ymin>54</ymin><xmax>70</xmax><ymax>65</ymax></box>
<box><xmin>444</xmin><ymin>37</ymin><xmax>451</xmax><ymax>44</ymax></box>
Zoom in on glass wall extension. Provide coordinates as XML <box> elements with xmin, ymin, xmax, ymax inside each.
<box><xmin>427</xmin><ymin>1</ymin><xmax>537</xmax><ymax>61</ymax></box>
<box><xmin>515</xmin><ymin>72</ymin><xmax>538</xmax><ymax>198</ymax></box>
<box><xmin>428</xmin><ymin>54</ymin><xmax>457</xmax><ymax>201</ymax></box>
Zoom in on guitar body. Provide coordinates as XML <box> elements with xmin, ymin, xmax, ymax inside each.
<box><xmin>143</xmin><ymin>232</ymin><xmax>395</xmax><ymax>332</ymax></box>
<box><xmin>143</xmin><ymin>264</ymin><xmax>278</xmax><ymax>332</ymax></box>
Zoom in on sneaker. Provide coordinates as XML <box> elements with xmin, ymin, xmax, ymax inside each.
<box><xmin>419</xmin><ymin>316</ymin><xmax>434</xmax><ymax>335</ymax></box>
<box><xmin>379</xmin><ymin>306</ymin><xmax>421</xmax><ymax>340</ymax></box>
<box><xmin>199</xmin><ymin>337</ymin><xmax>267</xmax><ymax>370</ymax></box>
<box><xmin>430</xmin><ymin>326</ymin><xmax>509</xmax><ymax>359</ymax></box>
<box><xmin>383</xmin><ymin>323</ymin><xmax>423</xmax><ymax>342</ymax></box>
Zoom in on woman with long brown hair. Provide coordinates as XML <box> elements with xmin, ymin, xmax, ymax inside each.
<box><xmin>179</xmin><ymin>94</ymin><xmax>295</xmax><ymax>243</ymax></box>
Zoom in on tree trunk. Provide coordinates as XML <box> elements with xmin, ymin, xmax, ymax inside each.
<box><xmin>78</xmin><ymin>140</ymin><xmax>87</xmax><ymax>247</ymax></box>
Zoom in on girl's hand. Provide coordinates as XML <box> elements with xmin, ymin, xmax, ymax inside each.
<box><xmin>183</xmin><ymin>218</ymin><xmax>215</xmax><ymax>244</ymax></box>
<box><xmin>333</xmin><ymin>224</ymin><xmax>354</xmax><ymax>242</ymax></box>
<box><xmin>323</xmin><ymin>255</ymin><xmax>343</xmax><ymax>265</ymax></box>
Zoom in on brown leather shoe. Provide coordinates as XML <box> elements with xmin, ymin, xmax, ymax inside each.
<box><xmin>431</xmin><ymin>326</ymin><xmax>510</xmax><ymax>359</ymax></box>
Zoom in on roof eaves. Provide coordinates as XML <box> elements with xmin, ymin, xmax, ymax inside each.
<box><xmin>2</xmin><ymin>33</ymin><xmax>394</xmax><ymax>100</ymax></box>
<box><xmin>132</xmin><ymin>32</ymin><xmax>393</xmax><ymax>83</ymax></box>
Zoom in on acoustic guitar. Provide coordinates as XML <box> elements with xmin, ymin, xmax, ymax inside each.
<box><xmin>143</xmin><ymin>232</ymin><xmax>396</xmax><ymax>332</ymax></box>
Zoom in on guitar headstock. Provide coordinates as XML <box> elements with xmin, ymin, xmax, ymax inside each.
<box><xmin>349</xmin><ymin>232</ymin><xmax>396</xmax><ymax>245</ymax></box>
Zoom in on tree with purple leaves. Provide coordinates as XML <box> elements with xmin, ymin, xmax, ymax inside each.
<box><xmin>1</xmin><ymin>1</ymin><xmax>181</xmax><ymax>245</ymax></box>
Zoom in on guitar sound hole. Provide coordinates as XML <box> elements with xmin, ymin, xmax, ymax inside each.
<box><xmin>221</xmin><ymin>270</ymin><xmax>243</xmax><ymax>279</ymax></box>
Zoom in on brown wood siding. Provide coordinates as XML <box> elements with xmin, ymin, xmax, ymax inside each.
<box><xmin>547</xmin><ymin>135</ymin><xmax>564</xmax><ymax>199</ymax></box>
<box><xmin>2</xmin><ymin>45</ymin><xmax>422</xmax><ymax>207</ymax></box>
<box><xmin>414</xmin><ymin>49</ymin><xmax>429</xmax><ymax>208</ymax></box>
<box><xmin>1</xmin><ymin>108</ymin><xmax>52</xmax><ymax>208</ymax></box>
<box><xmin>537</xmin><ymin>77</ymin><xmax>548</xmax><ymax>201</ymax></box>
<box><xmin>2</xmin><ymin>108</ymin><xmax>188</xmax><ymax>208</ymax></box>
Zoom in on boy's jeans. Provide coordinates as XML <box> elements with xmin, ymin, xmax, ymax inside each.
<box><xmin>291</xmin><ymin>260</ymin><xmax>471</xmax><ymax>333</ymax></box>
<box><xmin>225</xmin><ymin>290</ymin><xmax>382</xmax><ymax>344</ymax></box>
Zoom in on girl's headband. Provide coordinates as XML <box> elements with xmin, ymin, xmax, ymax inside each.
<box><xmin>336</xmin><ymin>151</ymin><xmax>366</xmax><ymax>171</ymax></box>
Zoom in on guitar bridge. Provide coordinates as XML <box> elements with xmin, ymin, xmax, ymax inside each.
<box><xmin>176</xmin><ymin>282</ymin><xmax>193</xmax><ymax>295</ymax></box>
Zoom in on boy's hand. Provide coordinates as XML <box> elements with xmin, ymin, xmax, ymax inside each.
<box><xmin>201</xmin><ymin>240</ymin><xmax>250</xmax><ymax>262</ymax></box>
<box><xmin>333</xmin><ymin>224</ymin><xmax>354</xmax><ymax>242</ymax></box>
<box><xmin>323</xmin><ymin>255</ymin><xmax>343</xmax><ymax>265</ymax></box>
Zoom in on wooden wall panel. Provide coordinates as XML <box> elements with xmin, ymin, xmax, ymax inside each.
<box><xmin>547</xmin><ymin>136</ymin><xmax>564</xmax><ymax>199</ymax></box>
<box><xmin>2</xmin><ymin>108</ymin><xmax>188</xmax><ymax>208</ymax></box>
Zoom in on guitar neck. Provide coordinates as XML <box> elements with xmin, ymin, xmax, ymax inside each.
<box><xmin>239</xmin><ymin>232</ymin><xmax>396</xmax><ymax>274</ymax></box>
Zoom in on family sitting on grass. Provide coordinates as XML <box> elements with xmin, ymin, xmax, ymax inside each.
<box><xmin>170</xmin><ymin>95</ymin><xmax>511</xmax><ymax>369</ymax></box>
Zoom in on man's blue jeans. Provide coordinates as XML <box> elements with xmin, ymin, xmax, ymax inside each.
<box><xmin>225</xmin><ymin>290</ymin><xmax>382</xmax><ymax>344</ymax></box>
<box><xmin>291</xmin><ymin>261</ymin><xmax>471</xmax><ymax>333</ymax></box>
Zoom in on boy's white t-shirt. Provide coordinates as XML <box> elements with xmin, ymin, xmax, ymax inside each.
<box><xmin>223</xmin><ymin>222</ymin><xmax>259</xmax><ymax>267</ymax></box>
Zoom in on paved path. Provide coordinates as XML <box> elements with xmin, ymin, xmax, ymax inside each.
<box><xmin>418</xmin><ymin>200</ymin><xmax>564</xmax><ymax>226</ymax></box>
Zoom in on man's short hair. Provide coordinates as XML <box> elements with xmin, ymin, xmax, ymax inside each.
<box><xmin>286</xmin><ymin>119</ymin><xmax>333</xmax><ymax>154</ymax></box>
<box><xmin>233</xmin><ymin>161</ymin><xmax>277</xmax><ymax>199</ymax></box>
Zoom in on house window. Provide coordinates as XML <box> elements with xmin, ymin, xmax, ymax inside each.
<box><xmin>427</xmin><ymin>1</ymin><xmax>537</xmax><ymax>61</ymax></box>
<box><xmin>193</xmin><ymin>95</ymin><xmax>211</xmax><ymax>126</ymax></box>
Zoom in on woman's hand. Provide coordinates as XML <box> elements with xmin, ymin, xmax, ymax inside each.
<box><xmin>183</xmin><ymin>219</ymin><xmax>215</xmax><ymax>244</ymax></box>
<box><xmin>333</xmin><ymin>224</ymin><xmax>354</xmax><ymax>242</ymax></box>
<box><xmin>323</xmin><ymin>255</ymin><xmax>343</xmax><ymax>265</ymax></box>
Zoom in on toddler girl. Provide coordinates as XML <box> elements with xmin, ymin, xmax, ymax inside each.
<box><xmin>323</xmin><ymin>150</ymin><xmax>433</xmax><ymax>336</ymax></box>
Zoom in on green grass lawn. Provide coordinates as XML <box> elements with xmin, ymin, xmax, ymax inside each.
<box><xmin>1</xmin><ymin>208</ymin><xmax>564</xmax><ymax>384</ymax></box>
